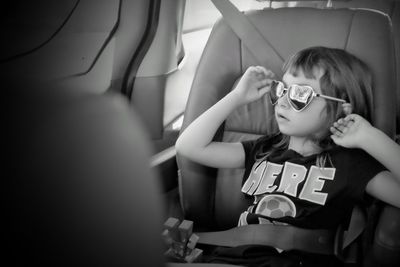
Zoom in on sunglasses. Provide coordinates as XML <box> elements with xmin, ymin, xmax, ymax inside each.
<box><xmin>269</xmin><ymin>80</ymin><xmax>347</xmax><ymax>112</ymax></box>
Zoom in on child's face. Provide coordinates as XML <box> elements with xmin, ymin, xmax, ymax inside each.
<box><xmin>274</xmin><ymin>69</ymin><xmax>328</xmax><ymax>138</ymax></box>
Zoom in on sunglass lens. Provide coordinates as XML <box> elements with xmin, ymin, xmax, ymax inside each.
<box><xmin>269</xmin><ymin>81</ymin><xmax>284</xmax><ymax>104</ymax></box>
<box><xmin>288</xmin><ymin>85</ymin><xmax>313</xmax><ymax>111</ymax></box>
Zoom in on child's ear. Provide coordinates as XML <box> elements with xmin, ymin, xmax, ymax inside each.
<box><xmin>342</xmin><ymin>103</ymin><xmax>352</xmax><ymax>115</ymax></box>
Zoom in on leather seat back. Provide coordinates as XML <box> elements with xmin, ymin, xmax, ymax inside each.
<box><xmin>332</xmin><ymin>0</ymin><xmax>400</xmax><ymax>134</ymax></box>
<box><xmin>8</xmin><ymin>87</ymin><xmax>165</xmax><ymax>266</ymax></box>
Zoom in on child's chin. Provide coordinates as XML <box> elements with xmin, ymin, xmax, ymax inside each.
<box><xmin>278</xmin><ymin>126</ymin><xmax>308</xmax><ymax>137</ymax></box>
<box><xmin>277</xmin><ymin>125</ymin><xmax>293</xmax><ymax>135</ymax></box>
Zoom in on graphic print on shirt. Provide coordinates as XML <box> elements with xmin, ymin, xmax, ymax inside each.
<box><xmin>256</xmin><ymin>194</ymin><xmax>296</xmax><ymax>218</ymax></box>
<box><xmin>241</xmin><ymin>160</ymin><xmax>336</xmax><ymax>221</ymax></box>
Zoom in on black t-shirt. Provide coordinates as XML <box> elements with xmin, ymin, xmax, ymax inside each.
<box><xmin>240</xmin><ymin>135</ymin><xmax>386</xmax><ymax>229</ymax></box>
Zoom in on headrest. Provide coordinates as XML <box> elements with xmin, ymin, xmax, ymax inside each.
<box><xmin>185</xmin><ymin>7</ymin><xmax>396</xmax><ymax>137</ymax></box>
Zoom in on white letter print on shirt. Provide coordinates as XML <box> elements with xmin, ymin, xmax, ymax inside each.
<box><xmin>241</xmin><ymin>161</ymin><xmax>336</xmax><ymax>205</ymax></box>
<box><xmin>241</xmin><ymin>161</ymin><xmax>267</xmax><ymax>195</ymax></box>
<box><xmin>298</xmin><ymin>166</ymin><xmax>335</xmax><ymax>205</ymax></box>
<box><xmin>254</xmin><ymin>162</ymin><xmax>284</xmax><ymax>195</ymax></box>
<box><xmin>277</xmin><ymin>162</ymin><xmax>307</xmax><ymax>197</ymax></box>
<box><xmin>241</xmin><ymin>161</ymin><xmax>283</xmax><ymax>195</ymax></box>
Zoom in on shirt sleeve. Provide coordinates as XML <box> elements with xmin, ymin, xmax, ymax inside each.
<box><xmin>240</xmin><ymin>135</ymin><xmax>276</xmax><ymax>183</ymax></box>
<box><xmin>241</xmin><ymin>138</ymin><xmax>258</xmax><ymax>169</ymax></box>
<box><xmin>346</xmin><ymin>149</ymin><xmax>387</xmax><ymax>202</ymax></box>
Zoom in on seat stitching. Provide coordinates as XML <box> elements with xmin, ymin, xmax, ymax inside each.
<box><xmin>240</xmin><ymin>38</ymin><xmax>243</xmax><ymax>74</ymax></box>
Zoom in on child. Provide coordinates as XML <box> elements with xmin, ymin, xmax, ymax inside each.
<box><xmin>175</xmin><ymin>47</ymin><xmax>400</xmax><ymax>266</ymax></box>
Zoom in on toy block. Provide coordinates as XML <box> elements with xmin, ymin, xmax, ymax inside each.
<box><xmin>164</xmin><ymin>247</ymin><xmax>174</xmax><ymax>257</ymax></box>
<box><xmin>162</xmin><ymin>218</ymin><xmax>202</xmax><ymax>263</ymax></box>
<box><xmin>187</xmin><ymin>233</ymin><xmax>199</xmax><ymax>250</ymax></box>
<box><xmin>178</xmin><ymin>220</ymin><xmax>193</xmax><ymax>243</ymax></box>
<box><xmin>184</xmin><ymin>248</ymin><xmax>203</xmax><ymax>263</ymax></box>
<box><xmin>164</xmin><ymin>247</ymin><xmax>184</xmax><ymax>262</ymax></box>
<box><xmin>161</xmin><ymin>229</ymin><xmax>173</xmax><ymax>247</ymax></box>
<box><xmin>174</xmin><ymin>241</ymin><xmax>186</xmax><ymax>257</ymax></box>
<box><xmin>164</xmin><ymin>217</ymin><xmax>180</xmax><ymax>228</ymax></box>
<box><xmin>164</xmin><ymin>217</ymin><xmax>180</xmax><ymax>241</ymax></box>
<box><xmin>165</xmin><ymin>246</ymin><xmax>192</xmax><ymax>263</ymax></box>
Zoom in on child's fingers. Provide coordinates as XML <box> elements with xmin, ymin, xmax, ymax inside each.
<box><xmin>248</xmin><ymin>66</ymin><xmax>258</xmax><ymax>71</ymax></box>
<box><xmin>337</xmin><ymin>118</ymin><xmax>353</xmax><ymax>126</ymax></box>
<box><xmin>344</xmin><ymin>119</ymin><xmax>354</xmax><ymax>128</ymax></box>
<box><xmin>330</xmin><ymin>134</ymin><xmax>339</xmax><ymax>143</ymax></box>
<box><xmin>257</xmin><ymin>66</ymin><xmax>275</xmax><ymax>78</ymax></box>
<box><xmin>333</xmin><ymin>122</ymin><xmax>346</xmax><ymax>133</ymax></box>
<box><xmin>252</xmin><ymin>66</ymin><xmax>264</xmax><ymax>75</ymax></box>
<box><xmin>341</xmin><ymin>120</ymin><xmax>355</xmax><ymax>134</ymax></box>
<box><xmin>258</xmin><ymin>86</ymin><xmax>270</xmax><ymax>96</ymax></box>
<box><xmin>335</xmin><ymin>118</ymin><xmax>344</xmax><ymax>126</ymax></box>
<box><xmin>330</xmin><ymin>126</ymin><xmax>343</xmax><ymax>137</ymax></box>
<box><xmin>255</xmin><ymin>73</ymin><xmax>266</xmax><ymax>81</ymax></box>
<box><xmin>343</xmin><ymin>114</ymin><xmax>358</xmax><ymax>122</ymax></box>
<box><xmin>335</xmin><ymin>117</ymin><xmax>355</xmax><ymax>128</ymax></box>
<box><xmin>254</xmin><ymin>66</ymin><xmax>264</xmax><ymax>73</ymax></box>
<box><xmin>254</xmin><ymin>66</ymin><xmax>275</xmax><ymax>79</ymax></box>
<box><xmin>335</xmin><ymin>118</ymin><xmax>350</xmax><ymax>129</ymax></box>
<box><xmin>254</xmin><ymin>79</ymin><xmax>266</xmax><ymax>88</ymax></box>
<box><xmin>254</xmin><ymin>66</ymin><xmax>264</xmax><ymax>72</ymax></box>
<box><xmin>251</xmin><ymin>67</ymin><xmax>266</xmax><ymax>81</ymax></box>
<box><xmin>246</xmin><ymin>66</ymin><xmax>259</xmax><ymax>77</ymax></box>
<box><xmin>255</xmin><ymin>79</ymin><xmax>272</xmax><ymax>90</ymax></box>
<box><xmin>330</xmin><ymin>134</ymin><xmax>344</xmax><ymax>145</ymax></box>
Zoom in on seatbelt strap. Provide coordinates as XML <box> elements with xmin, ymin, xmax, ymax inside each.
<box><xmin>334</xmin><ymin>205</ymin><xmax>367</xmax><ymax>261</ymax></box>
<box><xmin>343</xmin><ymin>205</ymin><xmax>367</xmax><ymax>249</ymax></box>
<box><xmin>196</xmin><ymin>206</ymin><xmax>366</xmax><ymax>255</ymax></box>
<box><xmin>211</xmin><ymin>0</ymin><xmax>284</xmax><ymax>78</ymax></box>
<box><xmin>196</xmin><ymin>224</ymin><xmax>335</xmax><ymax>255</ymax></box>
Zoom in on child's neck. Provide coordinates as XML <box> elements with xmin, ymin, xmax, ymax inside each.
<box><xmin>288</xmin><ymin>136</ymin><xmax>322</xmax><ymax>157</ymax></box>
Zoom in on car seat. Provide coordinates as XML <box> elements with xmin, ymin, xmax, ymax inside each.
<box><xmin>331</xmin><ymin>0</ymin><xmax>400</xmax><ymax>138</ymax></box>
<box><xmin>7</xmin><ymin>86</ymin><xmax>166</xmax><ymax>265</ymax></box>
<box><xmin>176</xmin><ymin>3</ymin><xmax>399</xmax><ymax>266</ymax></box>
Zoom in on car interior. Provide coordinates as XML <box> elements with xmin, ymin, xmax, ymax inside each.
<box><xmin>4</xmin><ymin>0</ymin><xmax>400</xmax><ymax>266</ymax></box>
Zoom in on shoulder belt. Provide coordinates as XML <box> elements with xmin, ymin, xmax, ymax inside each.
<box><xmin>211</xmin><ymin>0</ymin><xmax>284</xmax><ymax>78</ymax></box>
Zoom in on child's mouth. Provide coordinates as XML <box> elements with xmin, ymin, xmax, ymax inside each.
<box><xmin>276</xmin><ymin>113</ymin><xmax>289</xmax><ymax>121</ymax></box>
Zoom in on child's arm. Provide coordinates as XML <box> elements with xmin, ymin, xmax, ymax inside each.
<box><xmin>175</xmin><ymin>66</ymin><xmax>274</xmax><ymax>169</ymax></box>
<box><xmin>330</xmin><ymin>114</ymin><xmax>400</xmax><ymax>207</ymax></box>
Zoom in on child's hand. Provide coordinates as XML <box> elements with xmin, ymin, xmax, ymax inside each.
<box><xmin>330</xmin><ymin>114</ymin><xmax>375</xmax><ymax>149</ymax></box>
<box><xmin>232</xmin><ymin>66</ymin><xmax>274</xmax><ymax>105</ymax></box>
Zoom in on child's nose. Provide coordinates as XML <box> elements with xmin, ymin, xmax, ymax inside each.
<box><xmin>277</xmin><ymin>94</ymin><xmax>290</xmax><ymax>109</ymax></box>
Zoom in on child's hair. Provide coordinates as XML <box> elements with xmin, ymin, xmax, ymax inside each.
<box><xmin>257</xmin><ymin>46</ymin><xmax>374</xmax><ymax>167</ymax></box>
